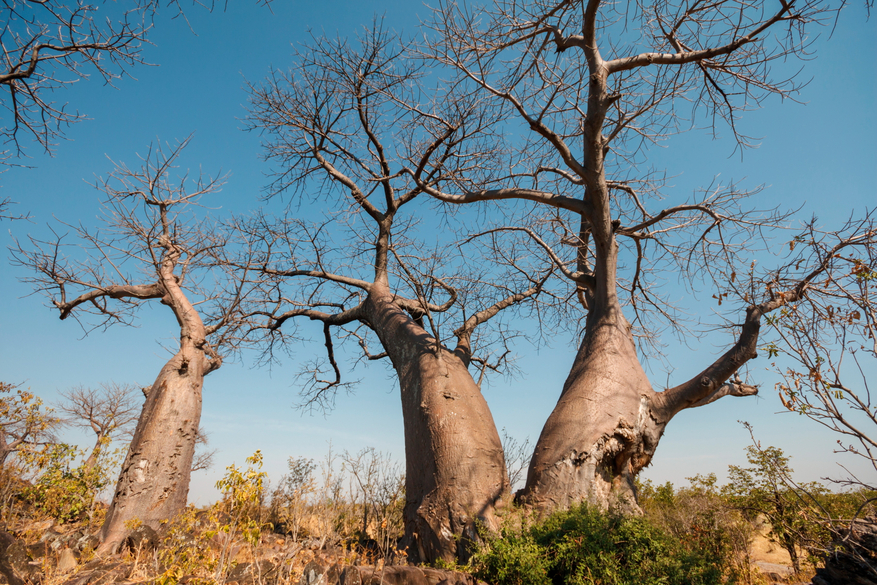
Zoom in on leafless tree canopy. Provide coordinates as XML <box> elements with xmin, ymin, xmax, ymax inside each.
<box><xmin>11</xmin><ymin>136</ymin><xmax>253</xmax><ymax>354</ymax></box>
<box><xmin>56</xmin><ymin>382</ymin><xmax>140</xmax><ymax>470</ymax></box>
<box><xmin>57</xmin><ymin>383</ymin><xmax>140</xmax><ymax>440</ymax></box>
<box><xmin>0</xmin><ymin>0</ymin><xmax>272</xmax><ymax>164</ymax></box>
<box><xmin>1</xmin><ymin>0</ymin><xmax>151</xmax><ymax>158</ymax></box>
<box><xmin>763</xmin><ymin>216</ymin><xmax>877</xmax><ymax>489</ymax></box>
<box><xmin>191</xmin><ymin>426</ymin><xmax>216</xmax><ymax>472</ymax></box>
<box><xmin>415</xmin><ymin>0</ymin><xmax>850</xmax><ymax>354</ymax></box>
<box><xmin>242</xmin><ymin>23</ymin><xmax>557</xmax><ymax>407</ymax></box>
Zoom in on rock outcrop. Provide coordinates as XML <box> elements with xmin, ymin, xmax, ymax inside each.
<box><xmin>812</xmin><ymin>515</ymin><xmax>877</xmax><ymax>585</ymax></box>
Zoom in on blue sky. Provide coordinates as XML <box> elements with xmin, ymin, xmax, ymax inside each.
<box><xmin>1</xmin><ymin>1</ymin><xmax>874</xmax><ymax>502</ymax></box>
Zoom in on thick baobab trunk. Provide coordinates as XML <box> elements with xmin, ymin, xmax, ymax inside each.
<box><xmin>519</xmin><ymin>296</ymin><xmax>759</xmax><ymax>514</ymax></box>
<box><xmin>364</xmin><ymin>284</ymin><xmax>508</xmax><ymax>564</ymax></box>
<box><xmin>97</xmin><ymin>344</ymin><xmax>206</xmax><ymax>553</ymax></box>
<box><xmin>518</xmin><ymin>301</ymin><xmax>663</xmax><ymax>512</ymax></box>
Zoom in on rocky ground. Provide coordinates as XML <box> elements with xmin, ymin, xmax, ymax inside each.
<box><xmin>0</xmin><ymin>520</ymin><xmax>483</xmax><ymax>585</ymax></box>
<box><xmin>2</xmin><ymin>516</ymin><xmax>874</xmax><ymax>585</ymax></box>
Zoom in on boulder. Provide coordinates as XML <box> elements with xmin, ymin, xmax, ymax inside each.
<box><xmin>225</xmin><ymin>559</ymin><xmax>277</xmax><ymax>584</ymax></box>
<box><xmin>124</xmin><ymin>524</ymin><xmax>159</xmax><ymax>554</ymax></box>
<box><xmin>74</xmin><ymin>532</ymin><xmax>100</xmax><ymax>553</ymax></box>
<box><xmin>0</xmin><ymin>530</ymin><xmax>35</xmax><ymax>585</ymax></box>
<box><xmin>57</xmin><ymin>547</ymin><xmax>78</xmax><ymax>574</ymax></box>
<box><xmin>39</xmin><ymin>528</ymin><xmax>64</xmax><ymax>551</ymax></box>
<box><xmin>25</xmin><ymin>541</ymin><xmax>50</xmax><ymax>559</ymax></box>
<box><xmin>812</xmin><ymin>515</ymin><xmax>877</xmax><ymax>585</ymax></box>
<box><xmin>299</xmin><ymin>560</ymin><xmax>329</xmax><ymax>585</ymax></box>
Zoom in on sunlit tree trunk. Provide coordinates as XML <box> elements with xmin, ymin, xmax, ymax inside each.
<box><xmin>519</xmin><ymin>300</ymin><xmax>661</xmax><ymax>511</ymax></box>
<box><xmin>96</xmin><ymin>236</ymin><xmax>221</xmax><ymax>553</ymax></box>
<box><xmin>365</xmin><ymin>284</ymin><xmax>507</xmax><ymax>563</ymax></box>
<box><xmin>97</xmin><ymin>347</ymin><xmax>206</xmax><ymax>551</ymax></box>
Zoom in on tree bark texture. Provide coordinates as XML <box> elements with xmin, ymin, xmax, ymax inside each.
<box><xmin>364</xmin><ymin>284</ymin><xmax>508</xmax><ymax>563</ymax></box>
<box><xmin>518</xmin><ymin>300</ymin><xmax>664</xmax><ymax>512</ymax></box>
<box><xmin>519</xmin><ymin>291</ymin><xmax>759</xmax><ymax>513</ymax></box>
<box><xmin>97</xmin><ymin>346</ymin><xmax>205</xmax><ymax>552</ymax></box>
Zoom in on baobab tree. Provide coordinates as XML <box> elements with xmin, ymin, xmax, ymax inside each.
<box><xmin>244</xmin><ymin>25</ymin><xmax>554</xmax><ymax>562</ymax></box>
<box><xmin>417</xmin><ymin>0</ymin><xmax>870</xmax><ymax>513</ymax></box>
<box><xmin>12</xmin><ymin>138</ymin><xmax>253</xmax><ymax>552</ymax></box>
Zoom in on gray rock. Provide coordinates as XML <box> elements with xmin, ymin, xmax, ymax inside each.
<box><xmin>57</xmin><ymin>547</ymin><xmax>78</xmax><ymax>574</ymax></box>
<box><xmin>299</xmin><ymin>560</ymin><xmax>329</xmax><ymax>585</ymax></box>
<box><xmin>25</xmin><ymin>541</ymin><xmax>50</xmax><ymax>559</ymax></box>
<box><xmin>40</xmin><ymin>527</ymin><xmax>65</xmax><ymax>551</ymax></box>
<box><xmin>225</xmin><ymin>559</ymin><xmax>277</xmax><ymax>584</ymax></box>
<box><xmin>0</xmin><ymin>530</ymin><xmax>32</xmax><ymax>585</ymax></box>
<box><xmin>75</xmin><ymin>532</ymin><xmax>100</xmax><ymax>553</ymax></box>
<box><xmin>124</xmin><ymin>524</ymin><xmax>159</xmax><ymax>554</ymax></box>
<box><xmin>338</xmin><ymin>566</ymin><xmax>363</xmax><ymax>585</ymax></box>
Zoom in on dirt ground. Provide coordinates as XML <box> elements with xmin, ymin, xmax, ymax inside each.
<box><xmin>751</xmin><ymin>529</ymin><xmax>794</xmax><ymax>565</ymax></box>
<box><xmin>748</xmin><ymin>518</ymin><xmax>815</xmax><ymax>584</ymax></box>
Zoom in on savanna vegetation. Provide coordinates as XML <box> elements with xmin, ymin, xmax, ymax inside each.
<box><xmin>1</xmin><ymin>0</ymin><xmax>875</xmax><ymax>583</ymax></box>
<box><xmin>0</xmin><ymin>402</ymin><xmax>874</xmax><ymax>584</ymax></box>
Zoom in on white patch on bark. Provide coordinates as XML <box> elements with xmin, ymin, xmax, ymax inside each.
<box><xmin>133</xmin><ymin>459</ymin><xmax>149</xmax><ymax>483</ymax></box>
<box><xmin>636</xmin><ymin>396</ymin><xmax>650</xmax><ymax>432</ymax></box>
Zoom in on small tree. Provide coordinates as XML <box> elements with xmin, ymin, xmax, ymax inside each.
<box><xmin>341</xmin><ymin>447</ymin><xmax>405</xmax><ymax>559</ymax></box>
<box><xmin>23</xmin><ymin>441</ymin><xmax>122</xmax><ymax>525</ymax></box>
<box><xmin>0</xmin><ymin>382</ymin><xmax>61</xmax><ymax>519</ymax></box>
<box><xmin>0</xmin><ymin>382</ymin><xmax>60</xmax><ymax>467</ymax></box>
<box><xmin>12</xmin><ymin>138</ymin><xmax>254</xmax><ymax>552</ymax></box>
<box><xmin>57</xmin><ymin>383</ymin><xmax>140</xmax><ymax>472</ymax></box>
<box><xmin>724</xmin><ymin>443</ymin><xmax>831</xmax><ymax>573</ymax></box>
<box><xmin>270</xmin><ymin>456</ymin><xmax>318</xmax><ymax>542</ymax></box>
<box><xmin>213</xmin><ymin>451</ymin><xmax>268</xmax><ymax>582</ymax></box>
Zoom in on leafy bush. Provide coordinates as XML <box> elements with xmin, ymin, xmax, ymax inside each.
<box><xmin>22</xmin><ymin>442</ymin><xmax>116</xmax><ymax>523</ymax></box>
<box><xmin>724</xmin><ymin>443</ymin><xmax>877</xmax><ymax>571</ymax></box>
<box><xmin>639</xmin><ymin>474</ymin><xmax>756</xmax><ymax>583</ymax></box>
<box><xmin>472</xmin><ymin>503</ymin><xmax>730</xmax><ymax>585</ymax></box>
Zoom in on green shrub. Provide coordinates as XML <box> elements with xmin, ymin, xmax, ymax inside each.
<box><xmin>23</xmin><ymin>443</ymin><xmax>111</xmax><ymax>523</ymax></box>
<box><xmin>639</xmin><ymin>475</ymin><xmax>755</xmax><ymax>583</ymax></box>
<box><xmin>473</xmin><ymin>502</ymin><xmax>729</xmax><ymax>585</ymax></box>
<box><xmin>473</xmin><ymin>527</ymin><xmax>552</xmax><ymax>585</ymax></box>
